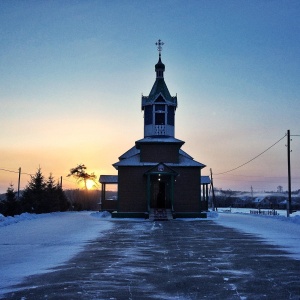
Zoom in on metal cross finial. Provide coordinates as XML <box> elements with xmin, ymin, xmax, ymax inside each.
<box><xmin>155</xmin><ymin>39</ymin><xmax>164</xmax><ymax>56</ymax></box>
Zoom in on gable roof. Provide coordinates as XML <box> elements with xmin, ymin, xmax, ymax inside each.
<box><xmin>135</xmin><ymin>136</ymin><xmax>184</xmax><ymax>149</ymax></box>
<box><xmin>142</xmin><ymin>79</ymin><xmax>177</xmax><ymax>108</ymax></box>
<box><xmin>144</xmin><ymin>163</ymin><xmax>178</xmax><ymax>176</ymax></box>
<box><xmin>113</xmin><ymin>152</ymin><xmax>205</xmax><ymax>169</ymax></box>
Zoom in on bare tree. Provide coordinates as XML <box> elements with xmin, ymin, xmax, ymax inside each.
<box><xmin>277</xmin><ymin>185</ymin><xmax>283</xmax><ymax>193</ymax></box>
<box><xmin>67</xmin><ymin>164</ymin><xmax>98</xmax><ymax>190</ymax></box>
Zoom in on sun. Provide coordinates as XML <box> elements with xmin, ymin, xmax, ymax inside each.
<box><xmin>86</xmin><ymin>180</ymin><xmax>95</xmax><ymax>190</ymax></box>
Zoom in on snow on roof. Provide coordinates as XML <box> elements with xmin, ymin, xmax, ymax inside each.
<box><xmin>99</xmin><ymin>175</ymin><xmax>118</xmax><ymax>184</ymax></box>
<box><xmin>179</xmin><ymin>149</ymin><xmax>194</xmax><ymax>160</ymax></box>
<box><xmin>119</xmin><ymin>146</ymin><xmax>191</xmax><ymax>160</ymax></box>
<box><xmin>113</xmin><ymin>153</ymin><xmax>205</xmax><ymax>168</ymax></box>
<box><xmin>118</xmin><ymin>146</ymin><xmax>139</xmax><ymax>160</ymax></box>
<box><xmin>201</xmin><ymin>176</ymin><xmax>210</xmax><ymax>185</ymax></box>
<box><xmin>135</xmin><ymin>136</ymin><xmax>185</xmax><ymax>145</ymax></box>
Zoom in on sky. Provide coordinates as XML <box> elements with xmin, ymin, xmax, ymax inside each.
<box><xmin>0</xmin><ymin>0</ymin><xmax>300</xmax><ymax>193</ymax></box>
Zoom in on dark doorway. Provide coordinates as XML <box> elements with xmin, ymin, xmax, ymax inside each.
<box><xmin>157</xmin><ymin>182</ymin><xmax>165</xmax><ymax>208</ymax></box>
<box><xmin>150</xmin><ymin>175</ymin><xmax>171</xmax><ymax>209</ymax></box>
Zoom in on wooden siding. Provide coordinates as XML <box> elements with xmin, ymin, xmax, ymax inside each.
<box><xmin>117</xmin><ymin>165</ymin><xmax>201</xmax><ymax>213</ymax></box>
<box><xmin>117</xmin><ymin>167</ymin><xmax>148</xmax><ymax>212</ymax></box>
<box><xmin>140</xmin><ymin>144</ymin><xmax>180</xmax><ymax>163</ymax></box>
<box><xmin>173</xmin><ymin>167</ymin><xmax>201</xmax><ymax>212</ymax></box>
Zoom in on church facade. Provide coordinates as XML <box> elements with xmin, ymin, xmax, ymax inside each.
<box><xmin>100</xmin><ymin>41</ymin><xmax>207</xmax><ymax>219</ymax></box>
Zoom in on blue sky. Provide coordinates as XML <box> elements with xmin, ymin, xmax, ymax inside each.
<box><xmin>0</xmin><ymin>0</ymin><xmax>300</xmax><ymax>192</ymax></box>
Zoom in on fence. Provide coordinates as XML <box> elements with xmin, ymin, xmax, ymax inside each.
<box><xmin>250</xmin><ymin>209</ymin><xmax>278</xmax><ymax>216</ymax></box>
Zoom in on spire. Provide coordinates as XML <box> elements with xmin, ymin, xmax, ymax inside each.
<box><xmin>141</xmin><ymin>40</ymin><xmax>177</xmax><ymax>138</ymax></box>
<box><xmin>155</xmin><ymin>39</ymin><xmax>165</xmax><ymax>78</ymax></box>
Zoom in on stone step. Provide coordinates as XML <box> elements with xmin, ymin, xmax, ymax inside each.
<box><xmin>149</xmin><ymin>209</ymin><xmax>173</xmax><ymax>221</ymax></box>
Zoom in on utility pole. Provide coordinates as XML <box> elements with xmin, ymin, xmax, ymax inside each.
<box><xmin>287</xmin><ymin>130</ymin><xmax>292</xmax><ymax>217</ymax></box>
<box><xmin>17</xmin><ymin>167</ymin><xmax>21</xmax><ymax>200</ymax></box>
<box><xmin>210</xmin><ymin>168</ymin><xmax>216</xmax><ymax>211</ymax></box>
<box><xmin>60</xmin><ymin>176</ymin><xmax>63</xmax><ymax>188</ymax></box>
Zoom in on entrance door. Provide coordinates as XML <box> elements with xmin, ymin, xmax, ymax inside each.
<box><xmin>150</xmin><ymin>175</ymin><xmax>171</xmax><ymax>209</ymax></box>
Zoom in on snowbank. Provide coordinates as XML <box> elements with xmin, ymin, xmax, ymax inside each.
<box><xmin>215</xmin><ymin>211</ymin><xmax>300</xmax><ymax>260</ymax></box>
<box><xmin>0</xmin><ymin>211</ymin><xmax>113</xmax><ymax>296</ymax></box>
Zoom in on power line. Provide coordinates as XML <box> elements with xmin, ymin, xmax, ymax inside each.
<box><xmin>214</xmin><ymin>134</ymin><xmax>286</xmax><ymax>176</ymax></box>
<box><xmin>0</xmin><ymin>167</ymin><xmax>33</xmax><ymax>176</ymax></box>
<box><xmin>0</xmin><ymin>168</ymin><xmax>19</xmax><ymax>174</ymax></box>
<box><xmin>216</xmin><ymin>174</ymin><xmax>296</xmax><ymax>179</ymax></box>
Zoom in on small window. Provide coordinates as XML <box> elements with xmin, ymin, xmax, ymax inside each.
<box><xmin>155</xmin><ymin>113</ymin><xmax>165</xmax><ymax>125</ymax></box>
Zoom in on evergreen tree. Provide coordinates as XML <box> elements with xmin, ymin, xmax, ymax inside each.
<box><xmin>21</xmin><ymin>168</ymin><xmax>46</xmax><ymax>213</ymax></box>
<box><xmin>5</xmin><ymin>183</ymin><xmax>21</xmax><ymax>216</ymax></box>
<box><xmin>44</xmin><ymin>174</ymin><xmax>70</xmax><ymax>212</ymax></box>
<box><xmin>56</xmin><ymin>184</ymin><xmax>70</xmax><ymax>212</ymax></box>
<box><xmin>44</xmin><ymin>173</ymin><xmax>57</xmax><ymax>212</ymax></box>
<box><xmin>21</xmin><ymin>168</ymin><xmax>70</xmax><ymax>214</ymax></box>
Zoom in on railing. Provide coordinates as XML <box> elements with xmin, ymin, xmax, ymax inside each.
<box><xmin>155</xmin><ymin>125</ymin><xmax>165</xmax><ymax>135</ymax></box>
<box><xmin>250</xmin><ymin>209</ymin><xmax>278</xmax><ymax>216</ymax></box>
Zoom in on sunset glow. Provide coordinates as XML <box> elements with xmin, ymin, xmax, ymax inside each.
<box><xmin>0</xmin><ymin>1</ymin><xmax>300</xmax><ymax>193</ymax></box>
<box><xmin>86</xmin><ymin>180</ymin><xmax>95</xmax><ymax>190</ymax></box>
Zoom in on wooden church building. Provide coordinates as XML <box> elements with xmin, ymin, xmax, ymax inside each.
<box><xmin>100</xmin><ymin>40</ymin><xmax>208</xmax><ymax>219</ymax></box>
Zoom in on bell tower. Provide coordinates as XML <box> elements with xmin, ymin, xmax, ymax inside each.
<box><xmin>141</xmin><ymin>40</ymin><xmax>178</xmax><ymax>137</ymax></box>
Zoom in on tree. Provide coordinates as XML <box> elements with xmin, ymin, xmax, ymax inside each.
<box><xmin>21</xmin><ymin>168</ymin><xmax>70</xmax><ymax>213</ymax></box>
<box><xmin>55</xmin><ymin>184</ymin><xmax>70</xmax><ymax>212</ymax></box>
<box><xmin>67</xmin><ymin>164</ymin><xmax>98</xmax><ymax>190</ymax></box>
<box><xmin>21</xmin><ymin>167</ymin><xmax>46</xmax><ymax>213</ymax></box>
<box><xmin>43</xmin><ymin>173</ymin><xmax>58</xmax><ymax>212</ymax></box>
<box><xmin>45</xmin><ymin>174</ymin><xmax>70</xmax><ymax>212</ymax></box>
<box><xmin>5</xmin><ymin>183</ymin><xmax>21</xmax><ymax>216</ymax></box>
<box><xmin>277</xmin><ymin>185</ymin><xmax>283</xmax><ymax>193</ymax></box>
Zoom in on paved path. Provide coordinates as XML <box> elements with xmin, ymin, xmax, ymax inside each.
<box><xmin>4</xmin><ymin>220</ymin><xmax>300</xmax><ymax>299</ymax></box>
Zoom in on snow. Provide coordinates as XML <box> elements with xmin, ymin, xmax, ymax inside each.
<box><xmin>214</xmin><ymin>209</ymin><xmax>300</xmax><ymax>260</ymax></box>
<box><xmin>0</xmin><ymin>211</ymin><xmax>113</xmax><ymax>296</ymax></box>
<box><xmin>0</xmin><ymin>209</ymin><xmax>300</xmax><ymax>297</ymax></box>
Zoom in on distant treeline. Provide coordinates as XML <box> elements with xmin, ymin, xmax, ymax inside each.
<box><xmin>0</xmin><ymin>168</ymin><xmax>115</xmax><ymax>217</ymax></box>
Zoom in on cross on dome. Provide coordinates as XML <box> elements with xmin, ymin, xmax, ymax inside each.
<box><xmin>155</xmin><ymin>39</ymin><xmax>164</xmax><ymax>57</ymax></box>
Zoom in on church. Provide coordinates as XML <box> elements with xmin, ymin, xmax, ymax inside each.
<box><xmin>100</xmin><ymin>40</ymin><xmax>209</xmax><ymax>219</ymax></box>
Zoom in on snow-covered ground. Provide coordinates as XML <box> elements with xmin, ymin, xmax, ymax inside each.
<box><xmin>0</xmin><ymin>210</ymin><xmax>300</xmax><ymax>297</ymax></box>
<box><xmin>215</xmin><ymin>211</ymin><xmax>300</xmax><ymax>261</ymax></box>
<box><xmin>0</xmin><ymin>211</ymin><xmax>113</xmax><ymax>296</ymax></box>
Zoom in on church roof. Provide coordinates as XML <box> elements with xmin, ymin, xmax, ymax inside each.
<box><xmin>141</xmin><ymin>53</ymin><xmax>177</xmax><ymax>108</ymax></box>
<box><xmin>118</xmin><ymin>144</ymin><xmax>194</xmax><ymax>161</ymax></box>
<box><xmin>113</xmin><ymin>152</ymin><xmax>205</xmax><ymax>169</ymax></box>
<box><xmin>142</xmin><ymin>79</ymin><xmax>177</xmax><ymax>107</ymax></box>
<box><xmin>135</xmin><ymin>136</ymin><xmax>184</xmax><ymax>148</ymax></box>
<box><xmin>200</xmin><ymin>176</ymin><xmax>211</xmax><ymax>185</ymax></box>
<box><xmin>99</xmin><ymin>175</ymin><xmax>118</xmax><ymax>184</ymax></box>
<box><xmin>118</xmin><ymin>146</ymin><xmax>139</xmax><ymax>160</ymax></box>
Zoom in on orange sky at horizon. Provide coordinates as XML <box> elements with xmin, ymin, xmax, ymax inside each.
<box><xmin>1</xmin><ymin>1</ymin><xmax>300</xmax><ymax>194</ymax></box>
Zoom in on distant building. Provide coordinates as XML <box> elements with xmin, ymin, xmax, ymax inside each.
<box><xmin>100</xmin><ymin>41</ymin><xmax>207</xmax><ymax>218</ymax></box>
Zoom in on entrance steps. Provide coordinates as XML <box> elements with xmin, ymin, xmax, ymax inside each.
<box><xmin>149</xmin><ymin>209</ymin><xmax>173</xmax><ymax>221</ymax></box>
